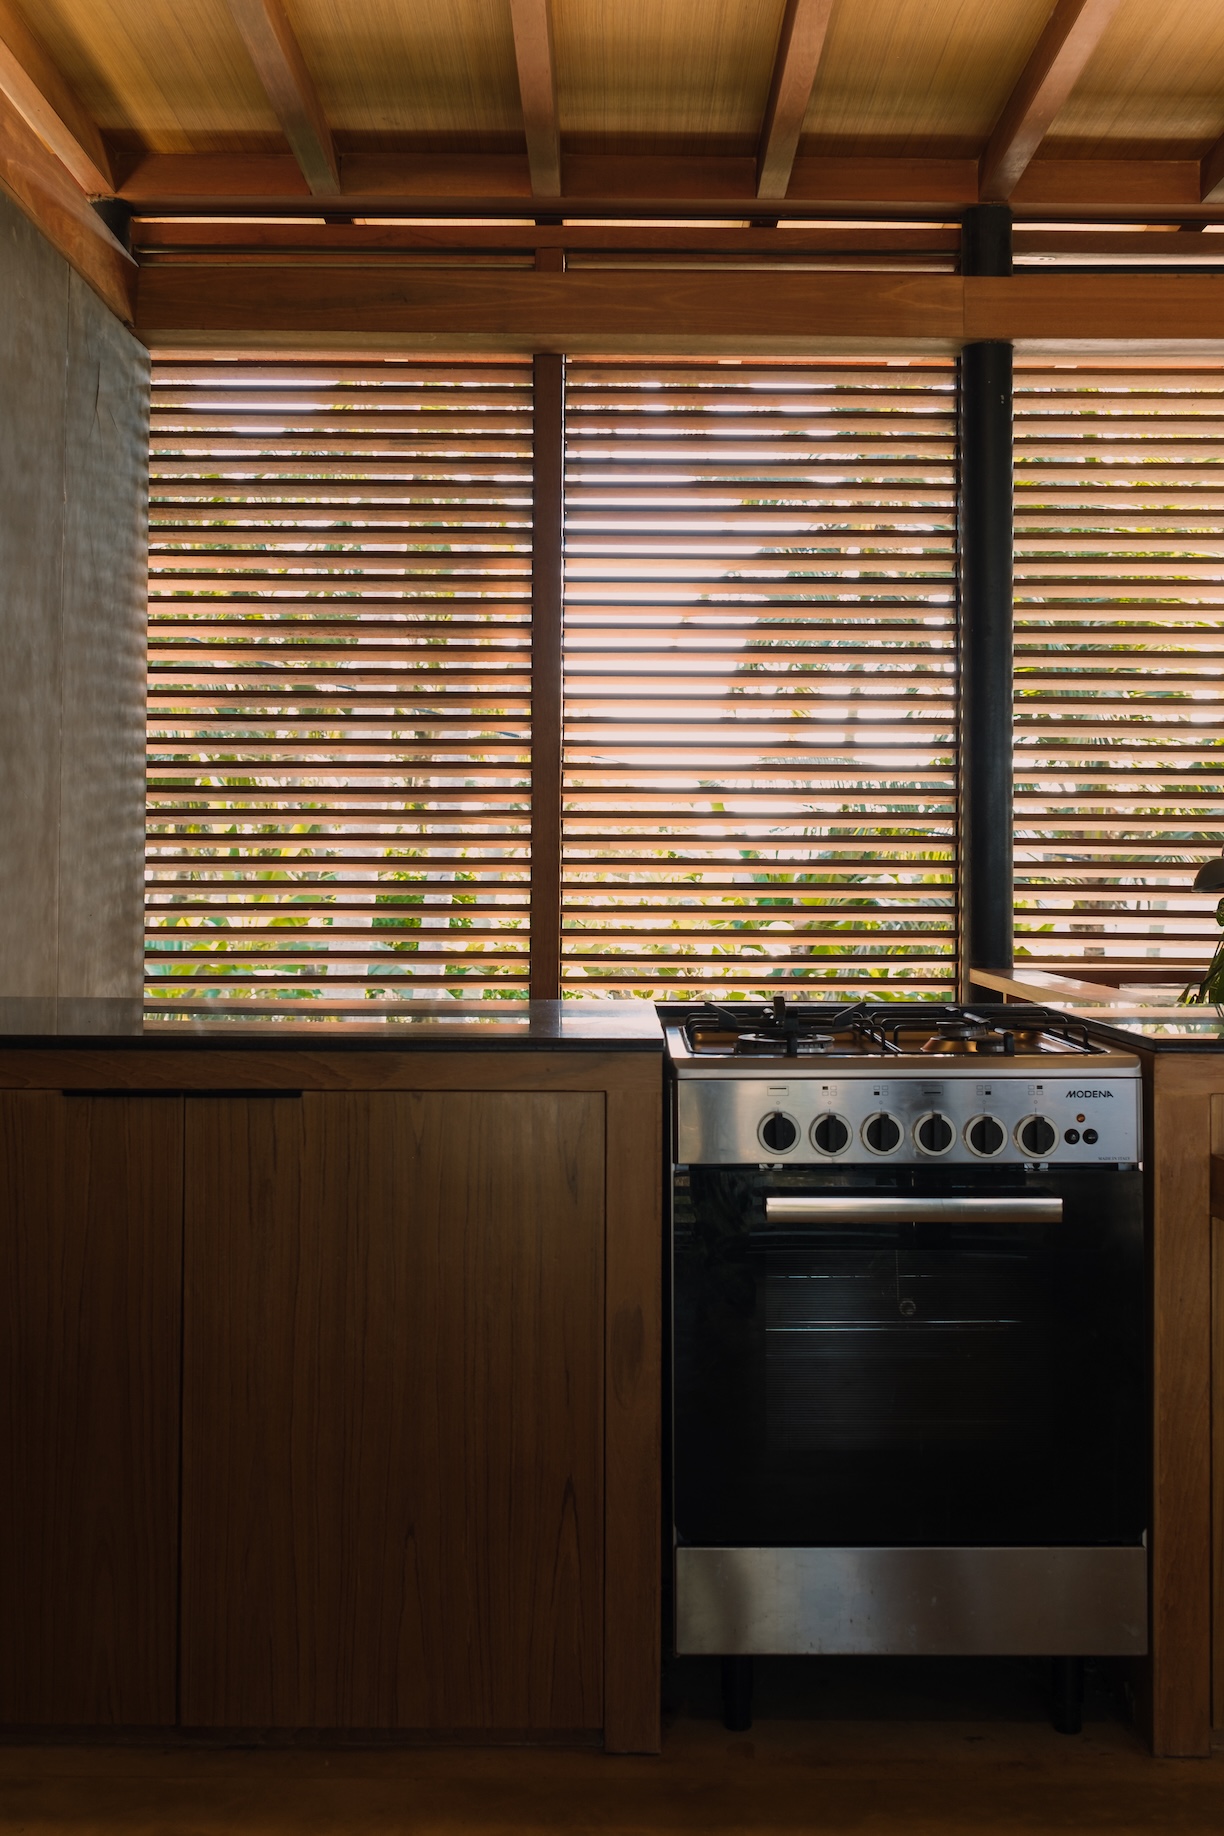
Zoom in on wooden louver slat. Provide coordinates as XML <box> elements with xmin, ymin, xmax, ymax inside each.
<box><xmin>146</xmin><ymin>358</ymin><xmax>533</xmax><ymax>1004</ymax></box>
<box><xmin>1014</xmin><ymin>362</ymin><xmax>1224</xmax><ymax>982</ymax></box>
<box><xmin>560</xmin><ymin>360</ymin><xmax>958</xmax><ymax>1000</ymax></box>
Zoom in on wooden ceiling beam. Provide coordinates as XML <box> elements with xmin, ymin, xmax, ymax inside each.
<box><xmin>0</xmin><ymin>82</ymin><xmax>135</xmax><ymax>322</ymax></box>
<box><xmin>509</xmin><ymin>0</ymin><xmax>561</xmax><ymax>199</ymax></box>
<box><xmin>224</xmin><ymin>0</ymin><xmax>339</xmax><ymax>196</ymax></box>
<box><xmin>756</xmin><ymin>0</ymin><xmax>835</xmax><ymax>201</ymax></box>
<box><xmin>1202</xmin><ymin>134</ymin><xmax>1224</xmax><ymax>205</ymax></box>
<box><xmin>131</xmin><ymin>221</ymin><xmax>959</xmax><ymax>256</ymax></box>
<box><xmin>0</xmin><ymin>0</ymin><xmax>112</xmax><ymax>195</ymax></box>
<box><xmin>136</xmin><ymin>265</ymin><xmax>963</xmax><ymax>351</ymax></box>
<box><xmin>980</xmin><ymin>0</ymin><xmax>1125</xmax><ymax>203</ymax></box>
<box><xmin>135</xmin><ymin>265</ymin><xmax>1224</xmax><ymax>355</ymax></box>
<box><xmin>113</xmin><ymin>149</ymin><xmax>1224</xmax><ymax>220</ymax></box>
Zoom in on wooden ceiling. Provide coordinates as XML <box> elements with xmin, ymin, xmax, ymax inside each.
<box><xmin>3</xmin><ymin>0</ymin><xmax>1224</xmax><ymax>219</ymax></box>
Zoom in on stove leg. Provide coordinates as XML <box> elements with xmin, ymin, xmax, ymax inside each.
<box><xmin>721</xmin><ymin>1655</ymin><xmax>753</xmax><ymax>1731</ymax></box>
<box><xmin>1051</xmin><ymin>1656</ymin><xmax>1084</xmax><ymax>1735</ymax></box>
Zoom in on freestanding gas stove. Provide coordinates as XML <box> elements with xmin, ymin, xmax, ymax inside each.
<box><xmin>664</xmin><ymin>999</ymin><xmax>1147</xmax><ymax>1731</ymax></box>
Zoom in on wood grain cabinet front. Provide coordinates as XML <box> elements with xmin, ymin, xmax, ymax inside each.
<box><xmin>179</xmin><ymin>1089</ymin><xmax>606</xmax><ymax>1733</ymax></box>
<box><xmin>0</xmin><ymin>1092</ymin><xmax>183</xmax><ymax>1726</ymax></box>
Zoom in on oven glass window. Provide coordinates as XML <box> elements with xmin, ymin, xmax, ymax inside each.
<box><xmin>672</xmin><ymin>1168</ymin><xmax>1145</xmax><ymax>1548</ymax></box>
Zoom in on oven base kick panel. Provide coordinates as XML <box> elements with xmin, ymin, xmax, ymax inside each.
<box><xmin>675</xmin><ymin>1545</ymin><xmax>1147</xmax><ymax>1657</ymax></box>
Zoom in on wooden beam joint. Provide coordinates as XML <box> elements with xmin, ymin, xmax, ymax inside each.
<box><xmin>0</xmin><ymin>0</ymin><xmax>112</xmax><ymax>195</ymax></box>
<box><xmin>1202</xmin><ymin>135</ymin><xmax>1224</xmax><ymax>206</ymax></box>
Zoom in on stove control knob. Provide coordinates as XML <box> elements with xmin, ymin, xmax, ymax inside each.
<box><xmin>966</xmin><ymin>1114</ymin><xmax>1006</xmax><ymax>1158</ymax></box>
<box><xmin>862</xmin><ymin>1112</ymin><xmax>902</xmax><ymax>1155</ymax></box>
<box><xmin>915</xmin><ymin>1112</ymin><xmax>954</xmax><ymax>1155</ymax></box>
<box><xmin>811</xmin><ymin>1112</ymin><xmax>851</xmax><ymax>1156</ymax></box>
<box><xmin>1017</xmin><ymin>1114</ymin><xmax>1058</xmax><ymax>1158</ymax></box>
<box><xmin>759</xmin><ymin>1111</ymin><xmax>799</xmax><ymax>1153</ymax></box>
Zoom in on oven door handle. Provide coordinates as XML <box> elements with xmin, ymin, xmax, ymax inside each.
<box><xmin>764</xmin><ymin>1196</ymin><xmax>1064</xmax><ymax>1225</ymax></box>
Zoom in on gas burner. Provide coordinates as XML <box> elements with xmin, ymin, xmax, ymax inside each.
<box><xmin>734</xmin><ymin>1030</ymin><xmax>837</xmax><ymax>1057</ymax></box>
<box><xmin>921</xmin><ymin>1019</ymin><xmax>1014</xmax><ymax>1056</ymax></box>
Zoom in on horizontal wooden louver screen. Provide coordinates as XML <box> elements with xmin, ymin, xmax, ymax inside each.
<box><xmin>561</xmin><ymin>361</ymin><xmax>958</xmax><ymax>999</ymax></box>
<box><xmin>1014</xmin><ymin>363</ymin><xmax>1224</xmax><ymax>983</ymax></box>
<box><xmin>146</xmin><ymin>359</ymin><xmax>533</xmax><ymax>1003</ymax></box>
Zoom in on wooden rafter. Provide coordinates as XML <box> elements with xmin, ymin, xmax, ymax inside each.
<box><xmin>0</xmin><ymin>0</ymin><xmax>112</xmax><ymax>195</ymax></box>
<box><xmin>509</xmin><ymin>0</ymin><xmax>561</xmax><ymax>198</ymax></box>
<box><xmin>757</xmin><ymin>0</ymin><xmax>835</xmax><ymax>201</ymax></box>
<box><xmin>980</xmin><ymin>0</ymin><xmax>1125</xmax><ymax>203</ymax></box>
<box><xmin>0</xmin><ymin>84</ymin><xmax>135</xmax><ymax>321</ymax></box>
<box><xmin>224</xmin><ymin>0</ymin><xmax>339</xmax><ymax>196</ymax></box>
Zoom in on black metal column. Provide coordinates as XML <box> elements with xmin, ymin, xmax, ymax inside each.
<box><xmin>959</xmin><ymin>204</ymin><xmax>1014</xmax><ymax>995</ymax></box>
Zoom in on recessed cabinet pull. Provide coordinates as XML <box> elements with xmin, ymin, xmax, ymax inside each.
<box><xmin>60</xmin><ymin>1088</ymin><xmax>304</xmax><ymax>1099</ymax></box>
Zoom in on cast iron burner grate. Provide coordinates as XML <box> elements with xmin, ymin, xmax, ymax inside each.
<box><xmin>677</xmin><ymin>995</ymin><xmax>1101</xmax><ymax>1059</ymax></box>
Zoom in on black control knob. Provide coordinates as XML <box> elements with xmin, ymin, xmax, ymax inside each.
<box><xmin>811</xmin><ymin>1112</ymin><xmax>851</xmax><ymax>1155</ymax></box>
<box><xmin>967</xmin><ymin>1115</ymin><xmax>1006</xmax><ymax>1157</ymax></box>
<box><xmin>916</xmin><ymin>1113</ymin><xmax>953</xmax><ymax>1154</ymax></box>
<box><xmin>863</xmin><ymin>1112</ymin><xmax>902</xmax><ymax>1154</ymax></box>
<box><xmin>1018</xmin><ymin>1115</ymin><xmax>1057</xmax><ymax>1157</ymax></box>
<box><xmin>759</xmin><ymin>1111</ymin><xmax>798</xmax><ymax>1153</ymax></box>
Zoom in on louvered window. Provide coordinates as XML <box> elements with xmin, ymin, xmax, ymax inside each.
<box><xmin>146</xmin><ymin>360</ymin><xmax>532</xmax><ymax>1003</ymax></box>
<box><xmin>560</xmin><ymin>361</ymin><xmax>959</xmax><ymax>999</ymax></box>
<box><xmin>1014</xmin><ymin>362</ymin><xmax>1224</xmax><ymax>980</ymax></box>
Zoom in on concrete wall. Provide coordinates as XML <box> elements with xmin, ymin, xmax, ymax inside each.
<box><xmin>0</xmin><ymin>190</ymin><xmax>149</xmax><ymax>1005</ymax></box>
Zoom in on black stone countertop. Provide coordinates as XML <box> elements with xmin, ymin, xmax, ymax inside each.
<box><xmin>1072</xmin><ymin>1008</ymin><xmax>1224</xmax><ymax>1053</ymax></box>
<box><xmin>0</xmin><ymin>996</ymin><xmax>664</xmax><ymax>1051</ymax></box>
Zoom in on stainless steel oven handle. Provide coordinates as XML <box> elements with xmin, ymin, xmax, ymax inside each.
<box><xmin>764</xmin><ymin>1196</ymin><xmax>1063</xmax><ymax>1225</ymax></box>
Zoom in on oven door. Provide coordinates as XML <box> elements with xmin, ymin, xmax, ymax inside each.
<box><xmin>672</xmin><ymin>1165</ymin><xmax>1146</xmax><ymax>1550</ymax></box>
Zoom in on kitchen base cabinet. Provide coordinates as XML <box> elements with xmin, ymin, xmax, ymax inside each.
<box><xmin>0</xmin><ymin>1038</ymin><xmax>661</xmax><ymax>1750</ymax></box>
<box><xmin>180</xmin><ymin>1090</ymin><xmax>606</xmax><ymax>1734</ymax></box>
<box><xmin>0</xmin><ymin>1092</ymin><xmax>182</xmax><ymax>1725</ymax></box>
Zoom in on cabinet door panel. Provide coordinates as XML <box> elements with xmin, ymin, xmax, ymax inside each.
<box><xmin>181</xmin><ymin>1090</ymin><xmax>604</xmax><ymax>1731</ymax></box>
<box><xmin>0</xmin><ymin>1093</ymin><xmax>182</xmax><ymax>1724</ymax></box>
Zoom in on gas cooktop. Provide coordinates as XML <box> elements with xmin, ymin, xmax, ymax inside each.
<box><xmin>664</xmin><ymin>998</ymin><xmax>1122</xmax><ymax>1065</ymax></box>
<box><xmin>663</xmin><ymin>1000</ymin><xmax>1141</xmax><ymax>1165</ymax></box>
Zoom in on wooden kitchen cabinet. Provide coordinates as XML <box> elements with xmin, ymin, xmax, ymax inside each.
<box><xmin>179</xmin><ymin>1089</ymin><xmax>607</xmax><ymax>1733</ymax></box>
<box><xmin>0</xmin><ymin>1038</ymin><xmax>661</xmax><ymax>1750</ymax></box>
<box><xmin>0</xmin><ymin>1092</ymin><xmax>182</xmax><ymax>1725</ymax></box>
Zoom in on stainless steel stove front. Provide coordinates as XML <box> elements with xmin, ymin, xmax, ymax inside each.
<box><xmin>668</xmin><ymin>1040</ymin><xmax>1149</xmax><ymax>1687</ymax></box>
<box><xmin>673</xmin><ymin>1062</ymin><xmax>1141</xmax><ymax>1169</ymax></box>
<box><xmin>676</xmin><ymin>1546</ymin><xmax>1147</xmax><ymax>1657</ymax></box>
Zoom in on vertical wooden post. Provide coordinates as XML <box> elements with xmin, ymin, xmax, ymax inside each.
<box><xmin>959</xmin><ymin>203</ymin><xmax>1014</xmax><ymax>1001</ymax></box>
<box><xmin>530</xmin><ymin>342</ymin><xmax>565</xmax><ymax>1001</ymax></box>
<box><xmin>1142</xmin><ymin>1059</ymin><xmax>1214</xmax><ymax>1754</ymax></box>
<box><xmin>603</xmin><ymin>1065</ymin><xmax>663</xmax><ymax>1752</ymax></box>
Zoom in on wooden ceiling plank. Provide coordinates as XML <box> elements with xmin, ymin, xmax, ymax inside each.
<box><xmin>1202</xmin><ymin>135</ymin><xmax>1224</xmax><ymax>205</ymax></box>
<box><xmin>980</xmin><ymin>0</ymin><xmax>1127</xmax><ymax>203</ymax></box>
<box><xmin>757</xmin><ymin>0</ymin><xmax>835</xmax><ymax>202</ymax></box>
<box><xmin>0</xmin><ymin>0</ymin><xmax>112</xmax><ymax>196</ymax></box>
<box><xmin>224</xmin><ymin>0</ymin><xmax>339</xmax><ymax>196</ymax></box>
<box><xmin>508</xmin><ymin>0</ymin><xmax>561</xmax><ymax>198</ymax></box>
